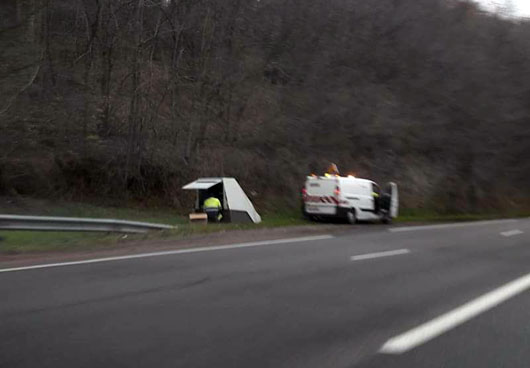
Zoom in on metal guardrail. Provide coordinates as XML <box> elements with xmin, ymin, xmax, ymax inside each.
<box><xmin>0</xmin><ymin>215</ymin><xmax>175</xmax><ymax>233</ymax></box>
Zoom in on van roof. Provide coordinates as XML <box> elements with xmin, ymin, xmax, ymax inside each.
<box><xmin>306</xmin><ymin>176</ymin><xmax>374</xmax><ymax>185</ymax></box>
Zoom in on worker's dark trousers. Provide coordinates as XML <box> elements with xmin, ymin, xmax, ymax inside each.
<box><xmin>205</xmin><ymin>208</ymin><xmax>221</xmax><ymax>222</ymax></box>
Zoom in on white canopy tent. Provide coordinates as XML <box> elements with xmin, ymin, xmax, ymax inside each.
<box><xmin>182</xmin><ymin>178</ymin><xmax>261</xmax><ymax>224</ymax></box>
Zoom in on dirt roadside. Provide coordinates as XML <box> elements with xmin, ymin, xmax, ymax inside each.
<box><xmin>0</xmin><ymin>223</ymin><xmax>379</xmax><ymax>269</ymax></box>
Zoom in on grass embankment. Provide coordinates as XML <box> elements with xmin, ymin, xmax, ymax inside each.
<box><xmin>0</xmin><ymin>198</ymin><xmax>527</xmax><ymax>254</ymax></box>
<box><xmin>0</xmin><ymin>200</ymin><xmax>306</xmax><ymax>254</ymax></box>
<box><xmin>395</xmin><ymin>208</ymin><xmax>530</xmax><ymax>223</ymax></box>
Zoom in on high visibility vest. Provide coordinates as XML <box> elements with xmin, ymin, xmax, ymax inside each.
<box><xmin>204</xmin><ymin>197</ymin><xmax>221</xmax><ymax>209</ymax></box>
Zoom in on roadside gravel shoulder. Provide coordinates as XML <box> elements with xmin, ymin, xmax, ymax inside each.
<box><xmin>0</xmin><ymin>223</ymin><xmax>365</xmax><ymax>269</ymax></box>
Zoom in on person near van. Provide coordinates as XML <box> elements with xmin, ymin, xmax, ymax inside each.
<box><xmin>372</xmin><ymin>191</ymin><xmax>380</xmax><ymax>213</ymax></box>
<box><xmin>203</xmin><ymin>196</ymin><xmax>223</xmax><ymax>222</ymax></box>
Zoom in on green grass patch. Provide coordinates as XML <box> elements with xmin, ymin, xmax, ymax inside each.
<box><xmin>0</xmin><ymin>231</ymin><xmax>124</xmax><ymax>254</ymax></box>
<box><xmin>395</xmin><ymin>208</ymin><xmax>530</xmax><ymax>223</ymax></box>
<box><xmin>1</xmin><ymin>198</ymin><xmax>527</xmax><ymax>255</ymax></box>
<box><xmin>0</xmin><ymin>204</ymin><xmax>309</xmax><ymax>254</ymax></box>
<box><xmin>2</xmin><ymin>200</ymin><xmax>186</xmax><ymax>226</ymax></box>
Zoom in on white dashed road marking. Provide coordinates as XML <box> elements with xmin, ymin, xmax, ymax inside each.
<box><xmin>500</xmin><ymin>229</ymin><xmax>523</xmax><ymax>237</ymax></box>
<box><xmin>350</xmin><ymin>249</ymin><xmax>410</xmax><ymax>261</ymax></box>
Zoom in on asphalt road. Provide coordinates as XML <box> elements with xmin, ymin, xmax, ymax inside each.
<box><xmin>1</xmin><ymin>218</ymin><xmax>530</xmax><ymax>368</ymax></box>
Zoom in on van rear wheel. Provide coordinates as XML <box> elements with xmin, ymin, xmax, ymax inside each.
<box><xmin>346</xmin><ymin>209</ymin><xmax>356</xmax><ymax>224</ymax></box>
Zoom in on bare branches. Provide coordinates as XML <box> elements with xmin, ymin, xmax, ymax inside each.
<box><xmin>0</xmin><ymin>59</ymin><xmax>41</xmax><ymax>116</ymax></box>
<box><xmin>0</xmin><ymin>0</ymin><xmax>528</xmax><ymax>209</ymax></box>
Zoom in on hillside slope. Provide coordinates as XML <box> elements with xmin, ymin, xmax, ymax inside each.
<box><xmin>1</xmin><ymin>0</ymin><xmax>529</xmax><ymax>212</ymax></box>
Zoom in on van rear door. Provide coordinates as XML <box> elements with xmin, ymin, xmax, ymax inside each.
<box><xmin>304</xmin><ymin>177</ymin><xmax>337</xmax><ymax>215</ymax></box>
<box><xmin>386</xmin><ymin>182</ymin><xmax>399</xmax><ymax>218</ymax></box>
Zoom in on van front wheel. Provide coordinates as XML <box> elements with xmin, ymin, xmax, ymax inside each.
<box><xmin>346</xmin><ymin>209</ymin><xmax>357</xmax><ymax>224</ymax></box>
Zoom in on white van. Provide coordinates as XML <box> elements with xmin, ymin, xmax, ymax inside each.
<box><xmin>302</xmin><ymin>176</ymin><xmax>398</xmax><ymax>224</ymax></box>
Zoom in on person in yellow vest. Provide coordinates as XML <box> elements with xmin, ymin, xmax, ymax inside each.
<box><xmin>204</xmin><ymin>196</ymin><xmax>223</xmax><ymax>222</ymax></box>
<box><xmin>372</xmin><ymin>191</ymin><xmax>380</xmax><ymax>213</ymax></box>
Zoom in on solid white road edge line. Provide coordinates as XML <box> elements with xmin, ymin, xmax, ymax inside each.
<box><xmin>350</xmin><ymin>249</ymin><xmax>410</xmax><ymax>261</ymax></box>
<box><xmin>379</xmin><ymin>271</ymin><xmax>530</xmax><ymax>354</ymax></box>
<box><xmin>0</xmin><ymin>234</ymin><xmax>334</xmax><ymax>274</ymax></box>
<box><xmin>500</xmin><ymin>229</ymin><xmax>524</xmax><ymax>237</ymax></box>
<box><xmin>389</xmin><ymin>219</ymin><xmax>518</xmax><ymax>232</ymax></box>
